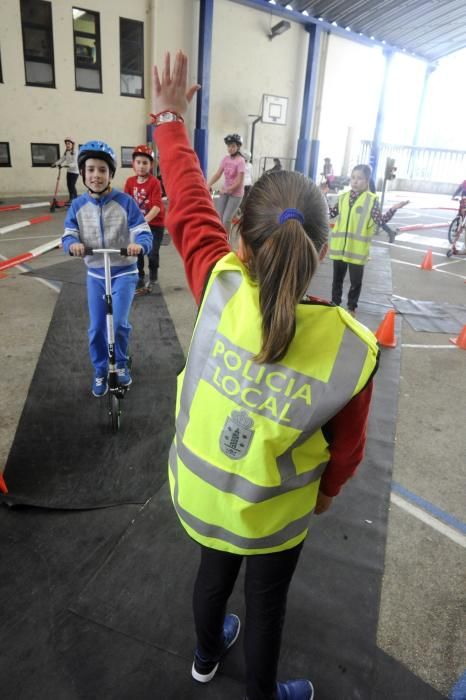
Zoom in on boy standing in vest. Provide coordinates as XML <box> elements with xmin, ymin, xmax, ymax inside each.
<box><xmin>152</xmin><ymin>52</ymin><xmax>380</xmax><ymax>700</ymax></box>
<box><xmin>329</xmin><ymin>164</ymin><xmax>408</xmax><ymax>314</ymax></box>
<box><xmin>62</xmin><ymin>141</ymin><xmax>152</xmax><ymax>397</ymax></box>
<box><xmin>124</xmin><ymin>145</ymin><xmax>166</xmax><ymax>290</ymax></box>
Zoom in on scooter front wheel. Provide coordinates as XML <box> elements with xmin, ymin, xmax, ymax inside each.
<box><xmin>109</xmin><ymin>392</ymin><xmax>121</xmax><ymax>433</ymax></box>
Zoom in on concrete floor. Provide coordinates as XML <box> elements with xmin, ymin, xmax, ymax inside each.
<box><xmin>0</xmin><ymin>191</ymin><xmax>465</xmax><ymax>697</ymax></box>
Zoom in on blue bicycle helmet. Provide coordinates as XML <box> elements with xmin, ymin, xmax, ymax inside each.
<box><xmin>78</xmin><ymin>140</ymin><xmax>117</xmax><ymax>176</ymax></box>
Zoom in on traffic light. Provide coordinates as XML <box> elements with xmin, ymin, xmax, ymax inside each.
<box><xmin>385</xmin><ymin>157</ymin><xmax>397</xmax><ymax>180</ymax></box>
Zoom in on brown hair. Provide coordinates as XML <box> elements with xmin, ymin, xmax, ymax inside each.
<box><xmin>240</xmin><ymin>170</ymin><xmax>328</xmax><ymax>363</ymax></box>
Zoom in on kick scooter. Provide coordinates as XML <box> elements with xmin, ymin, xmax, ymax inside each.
<box><xmin>50</xmin><ymin>166</ymin><xmax>68</xmax><ymax>212</ymax></box>
<box><xmin>84</xmin><ymin>247</ymin><xmax>132</xmax><ymax>433</ymax></box>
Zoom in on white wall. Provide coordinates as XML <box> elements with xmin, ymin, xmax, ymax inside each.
<box><xmin>0</xmin><ymin>0</ymin><xmax>199</xmax><ymax>195</ymax></box>
<box><xmin>208</xmin><ymin>1</ymin><xmax>308</xmax><ymax>180</ymax></box>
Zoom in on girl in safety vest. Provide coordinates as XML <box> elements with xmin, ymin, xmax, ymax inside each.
<box><xmin>152</xmin><ymin>52</ymin><xmax>380</xmax><ymax>700</ymax></box>
<box><xmin>328</xmin><ymin>164</ymin><xmax>408</xmax><ymax>315</ymax></box>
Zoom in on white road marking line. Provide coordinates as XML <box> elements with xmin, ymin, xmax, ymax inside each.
<box><xmin>390</xmin><ymin>258</ymin><xmax>466</xmax><ymax>278</ymax></box>
<box><xmin>401</xmin><ymin>344</ymin><xmax>457</xmax><ymax>349</ymax></box>
<box><xmin>0</xmin><ymin>254</ymin><xmax>60</xmax><ymax>293</ymax></box>
<box><xmin>390</xmin><ymin>493</ymin><xmax>466</xmax><ymax>548</ymax></box>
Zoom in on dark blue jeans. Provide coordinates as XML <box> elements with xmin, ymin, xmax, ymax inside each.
<box><xmin>193</xmin><ymin>542</ymin><xmax>304</xmax><ymax>700</ymax></box>
<box><xmin>86</xmin><ymin>272</ymin><xmax>137</xmax><ymax>373</ymax></box>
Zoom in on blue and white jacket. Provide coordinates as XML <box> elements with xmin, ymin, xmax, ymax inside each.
<box><xmin>62</xmin><ymin>189</ymin><xmax>153</xmax><ymax>278</ymax></box>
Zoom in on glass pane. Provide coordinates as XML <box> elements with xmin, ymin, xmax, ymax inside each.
<box><xmin>75</xmin><ymin>37</ymin><xmax>97</xmax><ymax>66</ymax></box>
<box><xmin>32</xmin><ymin>144</ymin><xmax>58</xmax><ymax>166</ymax></box>
<box><xmin>121</xmin><ymin>73</ymin><xmax>143</xmax><ymax>96</ymax></box>
<box><xmin>25</xmin><ymin>61</ymin><xmax>53</xmax><ymax>86</ymax></box>
<box><xmin>120</xmin><ymin>19</ymin><xmax>143</xmax><ymax>74</ymax></box>
<box><xmin>73</xmin><ymin>10</ymin><xmax>96</xmax><ymax>34</ymax></box>
<box><xmin>75</xmin><ymin>66</ymin><xmax>101</xmax><ymax>91</ymax></box>
<box><xmin>0</xmin><ymin>144</ymin><xmax>10</xmax><ymax>165</ymax></box>
<box><xmin>121</xmin><ymin>147</ymin><xmax>134</xmax><ymax>167</ymax></box>
<box><xmin>24</xmin><ymin>26</ymin><xmax>51</xmax><ymax>60</ymax></box>
<box><xmin>21</xmin><ymin>0</ymin><xmax>51</xmax><ymax>27</ymax></box>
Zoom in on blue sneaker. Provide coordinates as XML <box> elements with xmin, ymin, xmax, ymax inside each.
<box><xmin>116</xmin><ymin>363</ymin><xmax>132</xmax><ymax>387</ymax></box>
<box><xmin>92</xmin><ymin>374</ymin><xmax>108</xmax><ymax>397</ymax></box>
<box><xmin>191</xmin><ymin>613</ymin><xmax>240</xmax><ymax>683</ymax></box>
<box><xmin>277</xmin><ymin>679</ymin><xmax>314</xmax><ymax>700</ymax></box>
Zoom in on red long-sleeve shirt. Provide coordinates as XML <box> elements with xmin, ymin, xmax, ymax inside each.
<box><xmin>155</xmin><ymin>123</ymin><xmax>375</xmax><ymax>497</ymax></box>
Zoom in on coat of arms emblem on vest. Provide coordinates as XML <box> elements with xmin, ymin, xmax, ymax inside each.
<box><xmin>220</xmin><ymin>410</ymin><xmax>254</xmax><ymax>460</ymax></box>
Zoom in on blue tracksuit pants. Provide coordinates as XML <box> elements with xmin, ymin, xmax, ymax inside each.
<box><xmin>87</xmin><ymin>272</ymin><xmax>138</xmax><ymax>374</ymax></box>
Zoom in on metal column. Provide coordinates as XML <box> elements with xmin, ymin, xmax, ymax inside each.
<box><xmin>194</xmin><ymin>0</ymin><xmax>214</xmax><ymax>176</ymax></box>
<box><xmin>295</xmin><ymin>24</ymin><xmax>321</xmax><ymax>180</ymax></box>
<box><xmin>369</xmin><ymin>49</ymin><xmax>394</xmax><ymax>183</ymax></box>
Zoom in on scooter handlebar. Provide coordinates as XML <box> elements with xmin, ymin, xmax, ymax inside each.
<box><xmin>70</xmin><ymin>247</ymin><xmax>129</xmax><ymax>256</ymax></box>
<box><xmin>83</xmin><ymin>247</ymin><xmax>129</xmax><ymax>256</ymax></box>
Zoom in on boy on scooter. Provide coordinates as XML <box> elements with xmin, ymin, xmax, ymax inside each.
<box><xmin>62</xmin><ymin>141</ymin><xmax>152</xmax><ymax>397</ymax></box>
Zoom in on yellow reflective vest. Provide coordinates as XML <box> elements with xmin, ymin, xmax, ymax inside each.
<box><xmin>169</xmin><ymin>253</ymin><xmax>378</xmax><ymax>555</ymax></box>
<box><xmin>329</xmin><ymin>190</ymin><xmax>377</xmax><ymax>265</ymax></box>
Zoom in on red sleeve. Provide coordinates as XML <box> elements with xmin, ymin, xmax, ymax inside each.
<box><xmin>123</xmin><ymin>176</ymin><xmax>133</xmax><ymax>195</ymax></box>
<box><xmin>155</xmin><ymin>123</ymin><xmax>231</xmax><ymax>304</ymax></box>
<box><xmin>319</xmin><ymin>380</ymin><xmax>374</xmax><ymax>497</ymax></box>
<box><xmin>149</xmin><ymin>176</ymin><xmax>165</xmax><ymax>226</ymax></box>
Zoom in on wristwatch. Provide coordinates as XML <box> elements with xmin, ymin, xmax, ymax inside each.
<box><xmin>151</xmin><ymin>111</ymin><xmax>184</xmax><ymax>127</ymax></box>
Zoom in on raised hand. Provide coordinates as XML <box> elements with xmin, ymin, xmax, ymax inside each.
<box><xmin>153</xmin><ymin>50</ymin><xmax>200</xmax><ymax>117</ymax></box>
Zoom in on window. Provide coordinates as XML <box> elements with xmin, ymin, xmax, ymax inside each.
<box><xmin>31</xmin><ymin>143</ymin><xmax>59</xmax><ymax>167</ymax></box>
<box><xmin>120</xmin><ymin>18</ymin><xmax>144</xmax><ymax>97</ymax></box>
<box><xmin>73</xmin><ymin>7</ymin><xmax>102</xmax><ymax>92</ymax></box>
<box><xmin>20</xmin><ymin>0</ymin><xmax>55</xmax><ymax>88</ymax></box>
<box><xmin>121</xmin><ymin>147</ymin><xmax>134</xmax><ymax>168</ymax></box>
<box><xmin>0</xmin><ymin>143</ymin><xmax>11</xmax><ymax>167</ymax></box>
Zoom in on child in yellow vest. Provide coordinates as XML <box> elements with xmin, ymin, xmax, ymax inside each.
<box><xmin>328</xmin><ymin>164</ymin><xmax>408</xmax><ymax>314</ymax></box>
<box><xmin>152</xmin><ymin>52</ymin><xmax>380</xmax><ymax>700</ymax></box>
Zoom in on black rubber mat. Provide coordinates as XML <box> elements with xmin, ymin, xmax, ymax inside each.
<box><xmin>391</xmin><ymin>296</ymin><xmax>466</xmax><ymax>333</ymax></box>
<box><xmin>68</xmin><ymin>330</ymin><xmax>403</xmax><ymax>700</ymax></box>
<box><xmin>1</xmin><ymin>263</ymin><xmax>185</xmax><ymax>509</ymax></box>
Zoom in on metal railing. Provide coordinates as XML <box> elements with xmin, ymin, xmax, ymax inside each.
<box><xmin>359</xmin><ymin>141</ymin><xmax>466</xmax><ymax>184</ymax></box>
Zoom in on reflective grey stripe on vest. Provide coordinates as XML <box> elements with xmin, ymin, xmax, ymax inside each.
<box><xmin>175</xmin><ymin>435</ymin><xmax>327</xmax><ymax>503</ymax></box>
<box><xmin>169</xmin><ymin>444</ymin><xmax>314</xmax><ymax>550</ymax></box>
<box><xmin>330</xmin><ymin>231</ymin><xmax>372</xmax><ymax>243</ymax></box>
<box><xmin>177</xmin><ymin>269</ymin><xmax>370</xmax><ymax>482</ymax></box>
<box><xmin>177</xmin><ymin>269</ymin><xmax>242</xmax><ymax>438</ymax></box>
<box><xmin>329</xmin><ymin>248</ymin><xmax>368</xmax><ymax>262</ymax></box>
<box><xmin>276</xmin><ymin>327</ymin><xmax>368</xmax><ymax>478</ymax></box>
<box><xmin>354</xmin><ymin>193</ymin><xmax>374</xmax><ymax>237</ymax></box>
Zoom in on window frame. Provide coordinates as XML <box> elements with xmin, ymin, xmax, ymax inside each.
<box><xmin>119</xmin><ymin>17</ymin><xmax>144</xmax><ymax>98</ymax></box>
<box><xmin>121</xmin><ymin>147</ymin><xmax>135</xmax><ymax>168</ymax></box>
<box><xmin>0</xmin><ymin>46</ymin><xmax>3</xmax><ymax>83</ymax></box>
<box><xmin>73</xmin><ymin>6</ymin><xmax>102</xmax><ymax>93</ymax></box>
<box><xmin>31</xmin><ymin>142</ymin><xmax>59</xmax><ymax>167</ymax></box>
<box><xmin>20</xmin><ymin>0</ymin><xmax>56</xmax><ymax>89</ymax></box>
<box><xmin>0</xmin><ymin>142</ymin><xmax>12</xmax><ymax>167</ymax></box>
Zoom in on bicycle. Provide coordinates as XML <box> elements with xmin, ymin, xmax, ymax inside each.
<box><xmin>447</xmin><ymin>197</ymin><xmax>466</xmax><ymax>257</ymax></box>
<box><xmin>84</xmin><ymin>247</ymin><xmax>132</xmax><ymax>432</ymax></box>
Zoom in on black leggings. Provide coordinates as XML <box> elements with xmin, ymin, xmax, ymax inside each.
<box><xmin>67</xmin><ymin>172</ymin><xmax>79</xmax><ymax>200</ymax></box>
<box><xmin>331</xmin><ymin>259</ymin><xmax>365</xmax><ymax>311</ymax></box>
<box><xmin>137</xmin><ymin>226</ymin><xmax>164</xmax><ymax>277</ymax></box>
<box><xmin>193</xmin><ymin>542</ymin><xmax>303</xmax><ymax>700</ymax></box>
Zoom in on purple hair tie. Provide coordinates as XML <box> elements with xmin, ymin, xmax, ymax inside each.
<box><xmin>278</xmin><ymin>208</ymin><xmax>304</xmax><ymax>225</ymax></box>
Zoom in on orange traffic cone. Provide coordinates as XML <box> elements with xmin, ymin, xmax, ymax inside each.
<box><xmin>0</xmin><ymin>472</ymin><xmax>8</xmax><ymax>494</ymax></box>
<box><xmin>449</xmin><ymin>325</ymin><xmax>466</xmax><ymax>350</ymax></box>
<box><xmin>420</xmin><ymin>249</ymin><xmax>433</xmax><ymax>270</ymax></box>
<box><xmin>375</xmin><ymin>310</ymin><xmax>397</xmax><ymax>348</ymax></box>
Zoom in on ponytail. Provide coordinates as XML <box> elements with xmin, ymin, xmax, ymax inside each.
<box><xmin>241</xmin><ymin>170</ymin><xmax>328</xmax><ymax>364</ymax></box>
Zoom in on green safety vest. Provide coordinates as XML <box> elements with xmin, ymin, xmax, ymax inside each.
<box><xmin>169</xmin><ymin>253</ymin><xmax>378</xmax><ymax>555</ymax></box>
<box><xmin>329</xmin><ymin>190</ymin><xmax>377</xmax><ymax>265</ymax></box>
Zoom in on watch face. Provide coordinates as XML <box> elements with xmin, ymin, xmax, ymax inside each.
<box><xmin>160</xmin><ymin>112</ymin><xmax>177</xmax><ymax>123</ymax></box>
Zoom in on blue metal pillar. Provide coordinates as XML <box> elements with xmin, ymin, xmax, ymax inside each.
<box><xmin>194</xmin><ymin>0</ymin><xmax>214</xmax><ymax>176</ymax></box>
<box><xmin>369</xmin><ymin>49</ymin><xmax>393</xmax><ymax>182</ymax></box>
<box><xmin>295</xmin><ymin>24</ymin><xmax>321</xmax><ymax>179</ymax></box>
<box><xmin>412</xmin><ymin>62</ymin><xmax>436</xmax><ymax>147</ymax></box>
